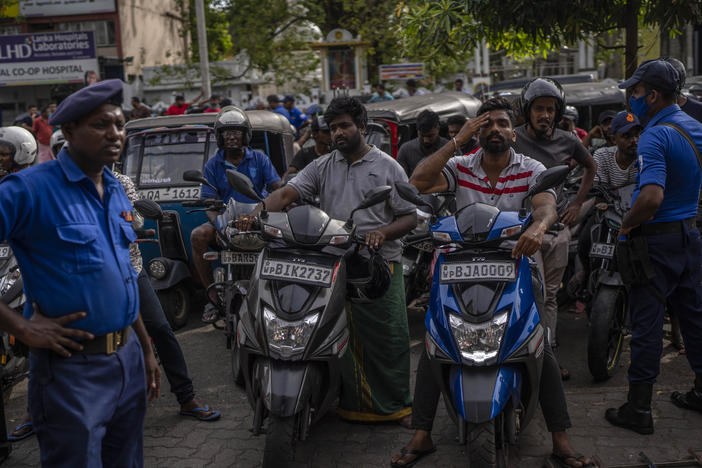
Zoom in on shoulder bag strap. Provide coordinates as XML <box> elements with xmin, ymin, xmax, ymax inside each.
<box><xmin>658</xmin><ymin>122</ymin><xmax>702</xmax><ymax>170</ymax></box>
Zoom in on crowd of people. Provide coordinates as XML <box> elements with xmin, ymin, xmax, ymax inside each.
<box><xmin>0</xmin><ymin>55</ymin><xmax>701</xmax><ymax>468</ymax></box>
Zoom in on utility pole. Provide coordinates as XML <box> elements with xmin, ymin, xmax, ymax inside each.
<box><xmin>195</xmin><ymin>0</ymin><xmax>211</xmax><ymax>98</ymax></box>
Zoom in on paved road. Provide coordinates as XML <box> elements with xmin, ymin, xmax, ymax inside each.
<box><xmin>4</xmin><ymin>305</ymin><xmax>702</xmax><ymax>467</ymax></box>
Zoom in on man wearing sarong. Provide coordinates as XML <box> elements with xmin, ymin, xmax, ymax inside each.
<box><xmin>237</xmin><ymin>96</ymin><xmax>417</xmax><ymax>424</ymax></box>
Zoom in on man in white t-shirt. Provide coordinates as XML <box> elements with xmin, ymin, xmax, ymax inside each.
<box><xmin>390</xmin><ymin>97</ymin><xmax>597</xmax><ymax>468</ymax></box>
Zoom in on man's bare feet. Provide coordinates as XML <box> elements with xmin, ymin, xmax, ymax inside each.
<box><xmin>391</xmin><ymin>430</ymin><xmax>436</xmax><ymax>467</ymax></box>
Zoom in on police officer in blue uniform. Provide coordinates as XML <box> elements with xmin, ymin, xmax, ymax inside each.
<box><xmin>0</xmin><ymin>79</ymin><xmax>160</xmax><ymax>466</ymax></box>
<box><xmin>605</xmin><ymin>60</ymin><xmax>702</xmax><ymax>434</ymax></box>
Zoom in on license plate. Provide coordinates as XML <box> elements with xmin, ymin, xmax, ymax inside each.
<box><xmin>590</xmin><ymin>242</ymin><xmax>615</xmax><ymax>259</ymax></box>
<box><xmin>0</xmin><ymin>245</ymin><xmax>9</xmax><ymax>259</ymax></box>
<box><xmin>221</xmin><ymin>251</ymin><xmax>258</xmax><ymax>265</ymax></box>
<box><xmin>440</xmin><ymin>261</ymin><xmax>516</xmax><ymax>283</ymax></box>
<box><xmin>260</xmin><ymin>259</ymin><xmax>333</xmax><ymax>286</ymax></box>
<box><xmin>137</xmin><ymin>187</ymin><xmax>200</xmax><ymax>202</ymax></box>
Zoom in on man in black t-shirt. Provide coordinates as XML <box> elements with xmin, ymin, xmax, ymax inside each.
<box><xmin>283</xmin><ymin>115</ymin><xmax>331</xmax><ymax>178</ymax></box>
<box><xmin>664</xmin><ymin>57</ymin><xmax>702</xmax><ymax>123</ymax></box>
<box><xmin>397</xmin><ymin>109</ymin><xmax>448</xmax><ymax>177</ymax></box>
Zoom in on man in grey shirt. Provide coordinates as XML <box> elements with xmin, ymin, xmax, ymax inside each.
<box><xmin>511</xmin><ymin>78</ymin><xmax>596</xmax><ymax>381</ymax></box>
<box><xmin>237</xmin><ymin>96</ymin><xmax>417</xmax><ymax>425</ymax></box>
<box><xmin>397</xmin><ymin>109</ymin><xmax>448</xmax><ymax>177</ymax></box>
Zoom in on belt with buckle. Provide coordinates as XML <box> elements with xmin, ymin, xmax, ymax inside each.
<box><xmin>632</xmin><ymin>218</ymin><xmax>696</xmax><ymax>236</ymax></box>
<box><xmin>80</xmin><ymin>327</ymin><xmax>131</xmax><ymax>355</ymax></box>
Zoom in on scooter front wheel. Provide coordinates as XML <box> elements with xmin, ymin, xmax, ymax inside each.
<box><xmin>262</xmin><ymin>414</ymin><xmax>296</xmax><ymax>468</ymax></box>
<box><xmin>468</xmin><ymin>417</ymin><xmax>509</xmax><ymax>468</ymax></box>
<box><xmin>588</xmin><ymin>285</ymin><xmax>627</xmax><ymax>381</ymax></box>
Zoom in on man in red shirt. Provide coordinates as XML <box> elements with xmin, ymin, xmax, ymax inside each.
<box><xmin>203</xmin><ymin>94</ymin><xmax>221</xmax><ymax>113</ymax></box>
<box><xmin>166</xmin><ymin>89</ymin><xmax>204</xmax><ymax>115</ymax></box>
<box><xmin>32</xmin><ymin>106</ymin><xmax>54</xmax><ymax>163</ymax></box>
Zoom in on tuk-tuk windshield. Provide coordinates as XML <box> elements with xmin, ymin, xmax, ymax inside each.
<box><xmin>129</xmin><ymin>129</ymin><xmax>217</xmax><ymax>187</ymax></box>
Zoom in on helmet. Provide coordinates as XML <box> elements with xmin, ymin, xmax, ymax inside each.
<box><xmin>663</xmin><ymin>57</ymin><xmax>686</xmax><ymax>92</ymax></box>
<box><xmin>0</xmin><ymin>126</ymin><xmax>37</xmax><ymax>166</ymax></box>
<box><xmin>50</xmin><ymin>130</ymin><xmax>66</xmax><ymax>157</ymax></box>
<box><xmin>345</xmin><ymin>248</ymin><xmax>392</xmax><ymax>303</ymax></box>
<box><xmin>562</xmin><ymin>105</ymin><xmax>579</xmax><ymax>124</ymax></box>
<box><xmin>520</xmin><ymin>77</ymin><xmax>566</xmax><ymax>126</ymax></box>
<box><xmin>214</xmin><ymin>106</ymin><xmax>252</xmax><ymax>149</ymax></box>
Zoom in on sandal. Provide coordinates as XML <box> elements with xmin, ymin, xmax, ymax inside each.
<box><xmin>390</xmin><ymin>446</ymin><xmax>437</xmax><ymax>468</ymax></box>
<box><xmin>179</xmin><ymin>404</ymin><xmax>222</xmax><ymax>422</ymax></box>
<box><xmin>7</xmin><ymin>422</ymin><xmax>34</xmax><ymax>442</ymax></box>
<box><xmin>545</xmin><ymin>452</ymin><xmax>598</xmax><ymax>468</ymax></box>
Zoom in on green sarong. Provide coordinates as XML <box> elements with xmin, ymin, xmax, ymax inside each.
<box><xmin>337</xmin><ymin>262</ymin><xmax>412</xmax><ymax>422</ymax></box>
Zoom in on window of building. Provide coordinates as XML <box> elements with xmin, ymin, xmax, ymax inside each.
<box><xmin>0</xmin><ymin>25</ymin><xmax>22</xmax><ymax>35</ymax></box>
<box><xmin>57</xmin><ymin>20</ymin><xmax>116</xmax><ymax>47</ymax></box>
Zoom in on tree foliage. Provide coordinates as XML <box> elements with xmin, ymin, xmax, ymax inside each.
<box><xmin>399</xmin><ymin>0</ymin><xmax>702</xmax><ymax>78</ymax></box>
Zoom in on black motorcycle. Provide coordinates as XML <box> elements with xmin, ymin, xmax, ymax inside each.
<box><xmin>226</xmin><ymin>170</ymin><xmax>392</xmax><ymax>467</ymax></box>
<box><xmin>585</xmin><ymin>184</ymin><xmax>635</xmax><ymax>381</ymax></box>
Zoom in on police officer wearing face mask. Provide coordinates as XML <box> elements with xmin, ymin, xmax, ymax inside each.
<box><xmin>605</xmin><ymin>60</ymin><xmax>702</xmax><ymax>434</ymax></box>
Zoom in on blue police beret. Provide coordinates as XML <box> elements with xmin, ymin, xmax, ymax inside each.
<box><xmin>619</xmin><ymin>60</ymin><xmax>680</xmax><ymax>93</ymax></box>
<box><xmin>50</xmin><ymin>79</ymin><xmax>124</xmax><ymax>126</ymax></box>
<box><xmin>609</xmin><ymin>111</ymin><xmax>642</xmax><ymax>135</ymax></box>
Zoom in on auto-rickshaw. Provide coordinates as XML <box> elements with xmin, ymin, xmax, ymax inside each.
<box><xmin>120</xmin><ymin>111</ymin><xmax>295</xmax><ymax>328</ymax></box>
<box><xmin>365</xmin><ymin>92</ymin><xmax>482</xmax><ymax>158</ymax></box>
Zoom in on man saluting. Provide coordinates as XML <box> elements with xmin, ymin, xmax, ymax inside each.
<box><xmin>0</xmin><ymin>80</ymin><xmax>160</xmax><ymax>467</ymax></box>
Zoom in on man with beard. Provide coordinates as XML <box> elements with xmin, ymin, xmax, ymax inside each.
<box><xmin>236</xmin><ymin>96</ymin><xmax>417</xmax><ymax>425</ymax></box>
<box><xmin>511</xmin><ymin>78</ymin><xmax>596</xmax><ymax>381</ymax></box>
<box><xmin>390</xmin><ymin>97</ymin><xmax>597</xmax><ymax>468</ymax></box>
<box><xmin>191</xmin><ymin>106</ymin><xmax>281</xmax><ymax>323</ymax></box>
<box><xmin>397</xmin><ymin>109</ymin><xmax>448</xmax><ymax>177</ymax></box>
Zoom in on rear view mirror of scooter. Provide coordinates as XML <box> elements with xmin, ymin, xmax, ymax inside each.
<box><xmin>183</xmin><ymin>169</ymin><xmax>218</xmax><ymax>194</ymax></box>
<box><xmin>395</xmin><ymin>181</ymin><xmax>435</xmax><ymax>215</ymax></box>
<box><xmin>527</xmin><ymin>164</ymin><xmax>570</xmax><ymax>197</ymax></box>
<box><xmin>225</xmin><ymin>169</ymin><xmax>268</xmax><ymax>219</ymax></box>
<box><xmin>344</xmin><ymin>185</ymin><xmax>392</xmax><ymax>229</ymax></box>
<box><xmin>134</xmin><ymin>199</ymin><xmax>164</xmax><ymax>221</ymax></box>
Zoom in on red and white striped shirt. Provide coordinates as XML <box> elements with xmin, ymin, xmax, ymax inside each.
<box><xmin>442</xmin><ymin>148</ymin><xmax>555</xmax><ymax>211</ymax></box>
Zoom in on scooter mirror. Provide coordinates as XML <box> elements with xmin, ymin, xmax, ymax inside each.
<box><xmin>134</xmin><ymin>199</ymin><xmax>163</xmax><ymax>221</ymax></box>
<box><xmin>344</xmin><ymin>185</ymin><xmax>392</xmax><ymax>228</ymax></box>
<box><xmin>225</xmin><ymin>169</ymin><xmax>263</xmax><ymax>202</ymax></box>
<box><xmin>183</xmin><ymin>169</ymin><xmax>219</xmax><ymax>195</ymax></box>
<box><xmin>527</xmin><ymin>165</ymin><xmax>570</xmax><ymax>197</ymax></box>
<box><xmin>395</xmin><ymin>182</ymin><xmax>434</xmax><ymax>215</ymax></box>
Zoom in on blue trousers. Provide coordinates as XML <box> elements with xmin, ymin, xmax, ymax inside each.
<box><xmin>628</xmin><ymin>227</ymin><xmax>702</xmax><ymax>384</ymax></box>
<box><xmin>28</xmin><ymin>333</ymin><xmax>147</xmax><ymax>468</ymax></box>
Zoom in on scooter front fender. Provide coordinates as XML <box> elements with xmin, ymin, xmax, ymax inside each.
<box><xmin>448</xmin><ymin>366</ymin><xmax>521</xmax><ymax>424</ymax></box>
<box><xmin>597</xmin><ymin>271</ymin><xmax>624</xmax><ymax>287</ymax></box>
<box><xmin>254</xmin><ymin>359</ymin><xmax>323</xmax><ymax>417</ymax></box>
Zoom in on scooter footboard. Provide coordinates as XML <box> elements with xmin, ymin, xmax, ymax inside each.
<box><xmin>449</xmin><ymin>366</ymin><xmax>521</xmax><ymax>424</ymax></box>
<box><xmin>255</xmin><ymin>358</ymin><xmax>323</xmax><ymax>418</ymax></box>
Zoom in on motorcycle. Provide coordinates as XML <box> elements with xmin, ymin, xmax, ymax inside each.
<box><xmin>585</xmin><ymin>183</ymin><xmax>635</xmax><ymax>382</ymax></box>
<box><xmin>402</xmin><ymin>193</ymin><xmax>453</xmax><ymax>307</ymax></box>
<box><xmin>395</xmin><ymin>165</ymin><xmax>569</xmax><ymax>468</ymax></box>
<box><xmin>181</xmin><ymin>170</ymin><xmax>263</xmax><ymax>385</ymax></box>
<box><xmin>0</xmin><ymin>243</ymin><xmax>29</xmax><ymax>402</ymax></box>
<box><xmin>226</xmin><ymin>169</ymin><xmax>392</xmax><ymax>467</ymax></box>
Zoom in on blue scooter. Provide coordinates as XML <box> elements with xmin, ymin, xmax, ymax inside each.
<box><xmin>396</xmin><ymin>165</ymin><xmax>568</xmax><ymax>468</ymax></box>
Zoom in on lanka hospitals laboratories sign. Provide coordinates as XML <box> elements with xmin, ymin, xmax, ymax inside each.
<box><xmin>0</xmin><ymin>31</ymin><xmax>99</xmax><ymax>86</ymax></box>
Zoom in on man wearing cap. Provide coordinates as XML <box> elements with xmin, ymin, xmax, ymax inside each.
<box><xmin>267</xmin><ymin>94</ymin><xmax>290</xmax><ymax>119</ymax></box>
<box><xmin>605</xmin><ymin>59</ymin><xmax>702</xmax><ymax>434</ymax></box>
<box><xmin>166</xmin><ymin>89</ymin><xmax>204</xmax><ymax>115</ymax></box>
<box><xmin>0</xmin><ymin>79</ymin><xmax>160</xmax><ymax>465</ymax></box>
<box><xmin>283</xmin><ymin>115</ymin><xmax>331</xmax><ymax>178</ymax></box>
<box><xmin>283</xmin><ymin>95</ymin><xmax>309</xmax><ymax>130</ymax></box>
<box><xmin>583</xmin><ymin>110</ymin><xmax>617</xmax><ymax>153</ymax></box>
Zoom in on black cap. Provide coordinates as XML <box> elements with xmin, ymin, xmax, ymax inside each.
<box><xmin>267</xmin><ymin>94</ymin><xmax>280</xmax><ymax>103</ymax></box>
<box><xmin>598</xmin><ymin>110</ymin><xmax>618</xmax><ymax>125</ymax></box>
<box><xmin>283</xmin><ymin>95</ymin><xmax>295</xmax><ymax>103</ymax></box>
<box><xmin>50</xmin><ymin>79</ymin><xmax>123</xmax><ymax>126</ymax></box>
<box><xmin>619</xmin><ymin>59</ymin><xmax>680</xmax><ymax>92</ymax></box>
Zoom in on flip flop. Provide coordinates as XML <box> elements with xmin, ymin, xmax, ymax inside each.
<box><xmin>7</xmin><ymin>422</ymin><xmax>34</xmax><ymax>442</ymax></box>
<box><xmin>390</xmin><ymin>446</ymin><xmax>437</xmax><ymax>468</ymax></box>
<box><xmin>545</xmin><ymin>452</ymin><xmax>599</xmax><ymax>468</ymax></box>
<box><xmin>179</xmin><ymin>405</ymin><xmax>221</xmax><ymax>422</ymax></box>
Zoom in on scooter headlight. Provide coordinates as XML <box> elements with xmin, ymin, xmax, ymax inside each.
<box><xmin>147</xmin><ymin>260</ymin><xmax>167</xmax><ymax>280</ymax></box>
<box><xmin>0</xmin><ymin>268</ymin><xmax>21</xmax><ymax>296</ymax></box>
<box><xmin>230</xmin><ymin>232</ymin><xmax>265</xmax><ymax>251</ymax></box>
<box><xmin>449</xmin><ymin>310</ymin><xmax>509</xmax><ymax>365</ymax></box>
<box><xmin>263</xmin><ymin>307</ymin><xmax>319</xmax><ymax>358</ymax></box>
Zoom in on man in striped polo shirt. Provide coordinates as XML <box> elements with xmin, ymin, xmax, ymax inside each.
<box><xmin>390</xmin><ymin>97</ymin><xmax>597</xmax><ymax>468</ymax></box>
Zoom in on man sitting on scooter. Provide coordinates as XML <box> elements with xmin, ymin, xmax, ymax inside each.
<box><xmin>390</xmin><ymin>97</ymin><xmax>598</xmax><ymax>468</ymax></box>
<box><xmin>191</xmin><ymin>106</ymin><xmax>281</xmax><ymax>323</ymax></box>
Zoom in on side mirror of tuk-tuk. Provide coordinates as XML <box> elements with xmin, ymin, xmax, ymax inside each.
<box><xmin>395</xmin><ymin>182</ymin><xmax>434</xmax><ymax>215</ymax></box>
<box><xmin>344</xmin><ymin>185</ymin><xmax>392</xmax><ymax>229</ymax></box>
<box><xmin>183</xmin><ymin>170</ymin><xmax>218</xmax><ymax>194</ymax></box>
<box><xmin>134</xmin><ymin>199</ymin><xmax>163</xmax><ymax>221</ymax></box>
